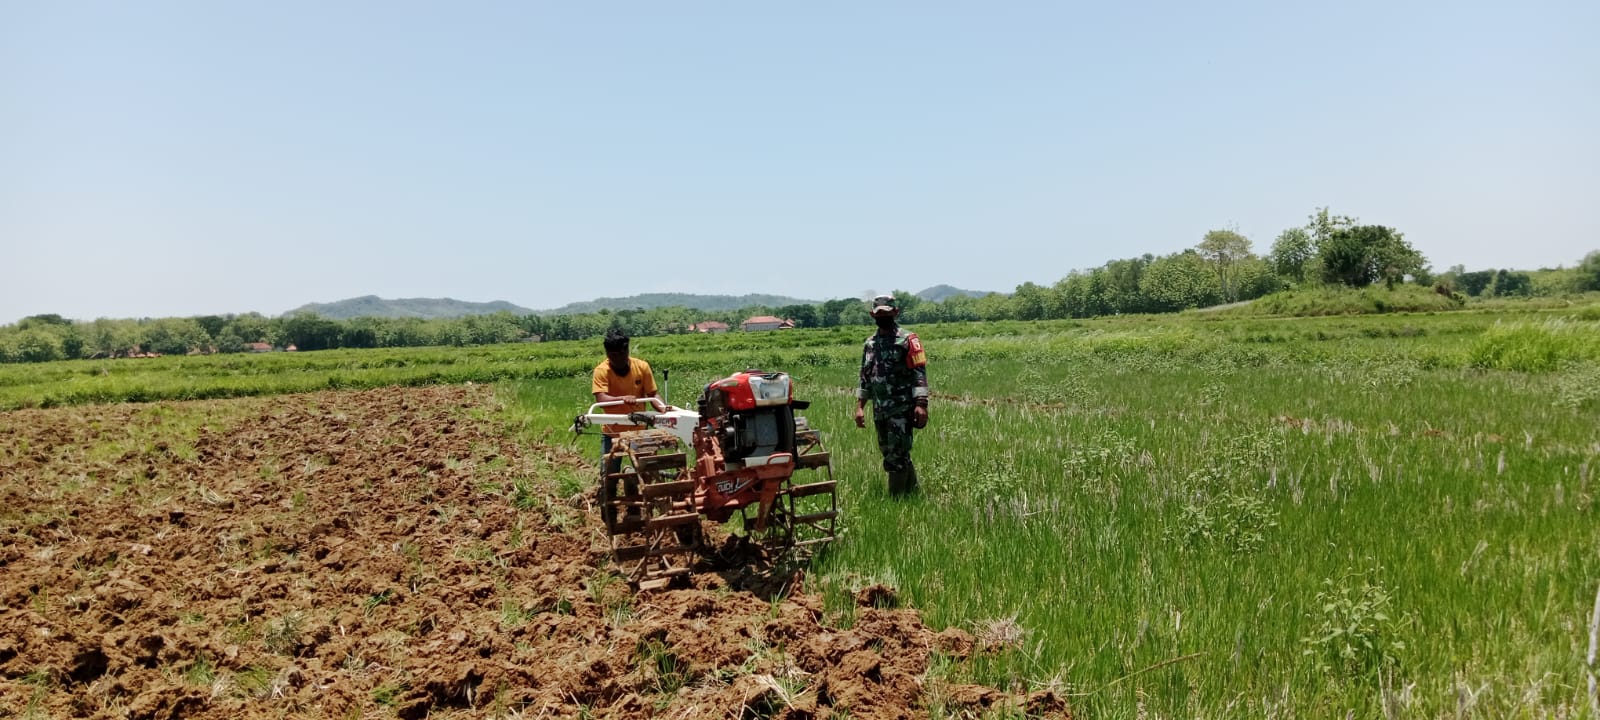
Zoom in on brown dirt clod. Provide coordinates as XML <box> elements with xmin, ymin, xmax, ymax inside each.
<box><xmin>0</xmin><ymin>385</ymin><xmax>1066</xmax><ymax>719</ymax></box>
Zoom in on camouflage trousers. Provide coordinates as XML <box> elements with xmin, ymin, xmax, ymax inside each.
<box><xmin>872</xmin><ymin>406</ymin><xmax>917</xmax><ymax>473</ymax></box>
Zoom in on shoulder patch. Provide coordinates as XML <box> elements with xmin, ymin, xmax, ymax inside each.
<box><xmin>905</xmin><ymin>333</ymin><xmax>927</xmax><ymax>368</ymax></box>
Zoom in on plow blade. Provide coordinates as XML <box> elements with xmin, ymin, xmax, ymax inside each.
<box><xmin>737</xmin><ymin>419</ymin><xmax>839</xmax><ymax>561</ymax></box>
<box><xmin>598</xmin><ymin>429</ymin><xmax>701</xmax><ymax>589</ymax></box>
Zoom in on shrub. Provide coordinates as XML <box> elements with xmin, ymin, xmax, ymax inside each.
<box><xmin>1468</xmin><ymin>320</ymin><xmax>1599</xmax><ymax>372</ymax></box>
<box><xmin>1553</xmin><ymin>364</ymin><xmax>1600</xmax><ymax>410</ymax></box>
<box><xmin>1225</xmin><ymin>285</ymin><xmax>1463</xmax><ymax>318</ymax></box>
<box><xmin>1169</xmin><ymin>490</ymin><xmax>1278</xmax><ymax>554</ymax></box>
<box><xmin>1300</xmin><ymin>569</ymin><xmax>1408</xmax><ymax>683</ymax></box>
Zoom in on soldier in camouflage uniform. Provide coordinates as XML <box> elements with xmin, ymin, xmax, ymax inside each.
<box><xmin>854</xmin><ymin>293</ymin><xmax>929</xmax><ymax>495</ymax></box>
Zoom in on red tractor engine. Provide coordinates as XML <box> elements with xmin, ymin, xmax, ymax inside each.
<box><xmin>693</xmin><ymin>371</ymin><xmax>806</xmax><ymax>522</ymax></box>
<box><xmin>584</xmin><ymin>370</ymin><xmax>837</xmax><ymax>589</ymax></box>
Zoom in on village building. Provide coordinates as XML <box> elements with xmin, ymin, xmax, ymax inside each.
<box><xmin>740</xmin><ymin>316</ymin><xmax>786</xmax><ymax>332</ymax></box>
<box><xmin>690</xmin><ymin>321</ymin><xmax>730</xmax><ymax>334</ymax></box>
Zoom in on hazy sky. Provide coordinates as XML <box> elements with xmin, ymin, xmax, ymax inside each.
<box><xmin>3</xmin><ymin>1</ymin><xmax>1596</xmax><ymax>323</ymax></box>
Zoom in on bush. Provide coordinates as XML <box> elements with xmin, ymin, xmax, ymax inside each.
<box><xmin>1301</xmin><ymin>569</ymin><xmax>1408</xmax><ymax>683</ymax></box>
<box><xmin>1223</xmin><ymin>285</ymin><xmax>1463</xmax><ymax>318</ymax></box>
<box><xmin>1170</xmin><ymin>490</ymin><xmax>1279</xmax><ymax>554</ymax></box>
<box><xmin>1468</xmin><ymin>320</ymin><xmax>1600</xmax><ymax>372</ymax></box>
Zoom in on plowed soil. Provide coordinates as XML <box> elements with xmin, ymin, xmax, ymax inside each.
<box><xmin>0</xmin><ymin>385</ymin><xmax>1065</xmax><ymax>719</ymax></box>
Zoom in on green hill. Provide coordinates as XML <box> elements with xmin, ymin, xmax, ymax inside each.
<box><xmin>1212</xmin><ymin>285</ymin><xmax>1464</xmax><ymax>317</ymax></box>
<box><xmin>540</xmin><ymin>293</ymin><xmax>817</xmax><ymax>315</ymax></box>
<box><xmin>287</xmin><ymin>296</ymin><xmax>536</xmax><ymax>320</ymax></box>
<box><xmin>916</xmin><ymin>284</ymin><xmax>998</xmax><ymax>302</ymax></box>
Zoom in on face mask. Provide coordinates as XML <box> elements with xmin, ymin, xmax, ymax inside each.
<box><xmin>874</xmin><ymin>315</ymin><xmax>896</xmax><ymax>330</ymax></box>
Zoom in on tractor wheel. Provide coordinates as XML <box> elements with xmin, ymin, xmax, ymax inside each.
<box><xmin>740</xmin><ymin>418</ymin><xmax>838</xmax><ymax>563</ymax></box>
<box><xmin>598</xmin><ymin>429</ymin><xmax>701</xmax><ymax>590</ymax></box>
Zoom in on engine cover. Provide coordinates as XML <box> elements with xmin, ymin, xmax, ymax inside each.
<box><xmin>705</xmin><ymin>370</ymin><xmax>792</xmax><ymax>411</ymax></box>
<box><xmin>698</xmin><ymin>370</ymin><xmax>799</xmax><ymax>462</ymax></box>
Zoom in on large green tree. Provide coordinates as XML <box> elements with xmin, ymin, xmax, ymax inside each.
<box><xmin>141</xmin><ymin>318</ymin><xmax>211</xmax><ymax>355</ymax></box>
<box><xmin>1578</xmin><ymin>251</ymin><xmax>1600</xmax><ymax>292</ymax></box>
<box><xmin>816</xmin><ymin>299</ymin><xmax>858</xmax><ymax>327</ymax></box>
<box><xmin>1010</xmin><ymin>282</ymin><xmax>1051</xmax><ymax>321</ymax></box>
<box><xmin>279</xmin><ymin>314</ymin><xmax>342</xmax><ymax>351</ymax></box>
<box><xmin>1140</xmin><ymin>251</ymin><xmax>1220</xmax><ymax>311</ymax></box>
<box><xmin>1269</xmin><ymin>227</ymin><xmax>1315</xmax><ymax>284</ymax></box>
<box><xmin>1319</xmin><ymin>225</ymin><xmax>1425</xmax><ymax>288</ymax></box>
<box><xmin>1488</xmin><ymin>270</ymin><xmax>1532</xmax><ymax>297</ymax></box>
<box><xmin>83</xmin><ymin>318</ymin><xmax>142</xmax><ymax>358</ymax></box>
<box><xmin>1197</xmin><ymin>229</ymin><xmax>1253</xmax><ymax>302</ymax></box>
<box><xmin>1307</xmin><ymin>207</ymin><xmax>1357</xmax><ymax>248</ymax></box>
<box><xmin>225</xmin><ymin>313</ymin><xmax>277</xmax><ymax>344</ymax></box>
<box><xmin>18</xmin><ymin>314</ymin><xmax>71</xmax><ymax>329</ymax></box>
<box><xmin>1</xmin><ymin>327</ymin><xmax>67</xmax><ymax>362</ymax></box>
<box><xmin>777</xmin><ymin>304</ymin><xmax>819</xmax><ymax>328</ymax></box>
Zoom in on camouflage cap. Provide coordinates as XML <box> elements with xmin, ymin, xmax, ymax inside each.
<box><xmin>870</xmin><ymin>294</ymin><xmax>898</xmax><ymax>313</ymax></box>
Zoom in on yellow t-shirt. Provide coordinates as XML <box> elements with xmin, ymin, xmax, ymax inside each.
<box><xmin>591</xmin><ymin>357</ymin><xmax>657</xmax><ymax>434</ymax></box>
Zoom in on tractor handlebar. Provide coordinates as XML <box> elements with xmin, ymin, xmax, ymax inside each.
<box><xmin>571</xmin><ymin>397</ymin><xmax>672</xmax><ymax>434</ymax></box>
<box><xmin>584</xmin><ymin>397</ymin><xmax>669</xmax><ymax>415</ymax></box>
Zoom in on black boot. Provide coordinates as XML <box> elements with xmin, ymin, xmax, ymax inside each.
<box><xmin>905</xmin><ymin>463</ymin><xmax>919</xmax><ymax>493</ymax></box>
<box><xmin>887</xmin><ymin>470</ymin><xmax>909</xmax><ymax>496</ymax></box>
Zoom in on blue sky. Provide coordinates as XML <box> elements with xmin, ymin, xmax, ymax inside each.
<box><xmin>3</xmin><ymin>1</ymin><xmax>1596</xmax><ymax>322</ymax></box>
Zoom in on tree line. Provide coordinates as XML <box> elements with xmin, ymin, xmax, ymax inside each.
<box><xmin>5</xmin><ymin>207</ymin><xmax>1598</xmax><ymax>363</ymax></box>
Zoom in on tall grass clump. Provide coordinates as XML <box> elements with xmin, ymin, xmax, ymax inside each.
<box><xmin>1468</xmin><ymin>319</ymin><xmax>1600</xmax><ymax>372</ymax></box>
<box><xmin>1226</xmin><ymin>285</ymin><xmax>1464</xmax><ymax>317</ymax></box>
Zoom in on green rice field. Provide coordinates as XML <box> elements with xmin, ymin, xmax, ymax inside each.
<box><xmin>5</xmin><ymin>302</ymin><xmax>1599</xmax><ymax>718</ymax></box>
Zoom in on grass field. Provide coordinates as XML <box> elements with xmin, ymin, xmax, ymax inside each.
<box><xmin>5</xmin><ymin>302</ymin><xmax>1599</xmax><ymax>718</ymax></box>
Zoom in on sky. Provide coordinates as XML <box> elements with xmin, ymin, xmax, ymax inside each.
<box><xmin>2</xmin><ymin>1</ymin><xmax>1597</xmax><ymax>323</ymax></box>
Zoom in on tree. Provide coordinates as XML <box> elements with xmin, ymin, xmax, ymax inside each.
<box><xmin>1578</xmin><ymin>251</ymin><xmax>1600</xmax><ymax>292</ymax></box>
<box><xmin>932</xmin><ymin>294</ymin><xmax>980</xmax><ymax>323</ymax></box>
<box><xmin>194</xmin><ymin>315</ymin><xmax>228</xmax><ymax>339</ymax></box>
<box><xmin>1197</xmin><ymin>229</ymin><xmax>1253</xmax><ymax>302</ymax></box>
<box><xmin>1318</xmin><ymin>225</ymin><xmax>1425</xmax><ymax>288</ymax></box>
<box><xmin>1488</xmin><ymin>270</ymin><xmax>1532</xmax><ymax>297</ymax></box>
<box><xmin>2</xmin><ymin>327</ymin><xmax>67</xmax><ymax>362</ymax></box>
<box><xmin>776</xmin><ymin>304</ymin><xmax>819</xmax><ymax>328</ymax></box>
<box><xmin>1100</xmin><ymin>256</ymin><xmax>1152</xmax><ymax>314</ymax></box>
<box><xmin>1140</xmin><ymin>251</ymin><xmax>1220</xmax><ymax>311</ymax></box>
<box><xmin>1269</xmin><ymin>227</ymin><xmax>1315</xmax><ymax>284</ymax></box>
<box><xmin>1052</xmin><ymin>274</ymin><xmax>1082</xmax><ymax>318</ymax></box>
<box><xmin>279</xmin><ymin>313</ymin><xmax>342</xmax><ymax>351</ymax></box>
<box><xmin>1234</xmin><ymin>256</ymin><xmax>1285</xmax><ymax>300</ymax></box>
<box><xmin>1307</xmin><ymin>207</ymin><xmax>1357</xmax><ymax>248</ymax></box>
<box><xmin>1455</xmin><ymin>270</ymin><xmax>1495</xmax><ymax>297</ymax></box>
<box><xmin>84</xmin><ymin>318</ymin><xmax>141</xmax><ymax>358</ymax></box>
<box><xmin>141</xmin><ymin>318</ymin><xmax>211</xmax><ymax>355</ymax></box>
<box><xmin>973</xmin><ymin>292</ymin><xmax>1015</xmax><ymax>321</ymax></box>
<box><xmin>1370</xmin><ymin>230</ymin><xmax>1426</xmax><ymax>288</ymax></box>
<box><xmin>834</xmin><ymin>302</ymin><xmax>871</xmax><ymax>326</ymax></box>
<box><xmin>817</xmin><ymin>299</ymin><xmax>858</xmax><ymax>328</ymax></box>
<box><xmin>18</xmin><ymin>314</ymin><xmax>71</xmax><ymax>329</ymax></box>
<box><xmin>341</xmin><ymin>318</ymin><xmax>382</xmax><ymax>348</ymax></box>
<box><xmin>1011</xmin><ymin>282</ymin><xmax>1049</xmax><ymax>320</ymax></box>
<box><xmin>215</xmin><ymin>331</ymin><xmax>247</xmax><ymax>354</ymax></box>
<box><xmin>225</xmin><ymin>313</ymin><xmax>277</xmax><ymax>344</ymax></box>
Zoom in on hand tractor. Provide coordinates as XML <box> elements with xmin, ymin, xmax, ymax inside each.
<box><xmin>571</xmin><ymin>370</ymin><xmax>837</xmax><ymax>590</ymax></box>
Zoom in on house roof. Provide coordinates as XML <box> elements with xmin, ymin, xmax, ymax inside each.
<box><xmin>743</xmin><ymin>315</ymin><xmax>783</xmax><ymax>324</ymax></box>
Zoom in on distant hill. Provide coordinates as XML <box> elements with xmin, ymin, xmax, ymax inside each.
<box><xmin>286</xmin><ymin>289</ymin><xmax>984</xmax><ymax>320</ymax></box>
<box><xmin>916</xmin><ymin>284</ymin><xmax>998</xmax><ymax>302</ymax></box>
<box><xmin>287</xmin><ymin>296</ymin><xmax>536</xmax><ymax>320</ymax></box>
<box><xmin>541</xmin><ymin>293</ymin><xmax>817</xmax><ymax>315</ymax></box>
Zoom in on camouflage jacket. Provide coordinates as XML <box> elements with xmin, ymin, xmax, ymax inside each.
<box><xmin>857</xmin><ymin>325</ymin><xmax>929</xmax><ymax>410</ymax></box>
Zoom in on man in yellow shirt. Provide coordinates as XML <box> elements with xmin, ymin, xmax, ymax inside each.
<box><xmin>591</xmin><ymin>328</ymin><xmax>658</xmax><ymax>472</ymax></box>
